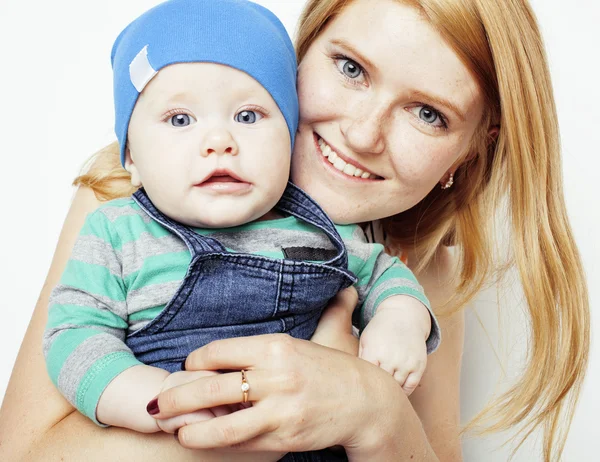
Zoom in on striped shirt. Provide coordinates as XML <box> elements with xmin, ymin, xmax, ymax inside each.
<box><xmin>44</xmin><ymin>197</ymin><xmax>437</xmax><ymax>423</ymax></box>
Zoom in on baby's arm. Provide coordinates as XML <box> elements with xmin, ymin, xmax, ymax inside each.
<box><xmin>349</xmin><ymin>232</ymin><xmax>440</xmax><ymax>394</ymax></box>
<box><xmin>44</xmin><ymin>208</ymin><xmax>225</xmax><ymax>432</ymax></box>
<box><xmin>359</xmin><ymin>294</ymin><xmax>431</xmax><ymax>395</ymax></box>
<box><xmin>97</xmin><ymin>366</ymin><xmax>218</xmax><ymax>433</ymax></box>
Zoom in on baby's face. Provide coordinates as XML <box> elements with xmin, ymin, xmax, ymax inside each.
<box><xmin>126</xmin><ymin>63</ymin><xmax>291</xmax><ymax>228</ymax></box>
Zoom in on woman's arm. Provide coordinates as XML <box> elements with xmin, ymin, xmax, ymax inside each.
<box><xmin>0</xmin><ymin>186</ymin><xmax>276</xmax><ymax>462</ymax></box>
<box><xmin>409</xmin><ymin>247</ymin><xmax>464</xmax><ymax>461</ymax></box>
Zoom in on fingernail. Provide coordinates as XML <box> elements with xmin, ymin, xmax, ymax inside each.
<box><xmin>181</xmin><ymin>359</ymin><xmax>186</xmax><ymax>371</ymax></box>
<box><xmin>146</xmin><ymin>398</ymin><xmax>160</xmax><ymax>415</ymax></box>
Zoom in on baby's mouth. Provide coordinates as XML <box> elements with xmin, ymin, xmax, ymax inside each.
<box><xmin>194</xmin><ymin>169</ymin><xmax>251</xmax><ymax>192</ymax></box>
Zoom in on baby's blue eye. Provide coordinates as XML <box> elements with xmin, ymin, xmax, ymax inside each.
<box><xmin>171</xmin><ymin>114</ymin><xmax>192</xmax><ymax>127</ymax></box>
<box><xmin>235</xmin><ymin>110</ymin><xmax>262</xmax><ymax>124</ymax></box>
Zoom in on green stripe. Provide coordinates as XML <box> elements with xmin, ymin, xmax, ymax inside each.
<box><xmin>46</xmin><ymin>329</ymin><xmax>104</xmax><ymax>385</ymax></box>
<box><xmin>78</xmin><ymin>213</ymin><xmax>114</xmax><ymax>243</ymax></box>
<box><xmin>333</xmin><ymin>224</ymin><xmax>359</xmax><ymax>240</ymax></box>
<box><xmin>61</xmin><ymin>260</ymin><xmax>126</xmax><ymax>302</ymax></box>
<box><xmin>125</xmin><ymin>252</ymin><xmax>190</xmax><ymax>291</ymax></box>
<box><xmin>129</xmin><ymin>305</ymin><xmax>165</xmax><ymax>322</ymax></box>
<box><xmin>116</xmin><ymin>215</ymin><xmax>172</xmax><ymax>246</ymax></box>
<box><xmin>351</xmin><ymin>251</ymin><xmax>380</xmax><ymax>288</ymax></box>
<box><xmin>96</xmin><ymin>198</ymin><xmax>137</xmax><ymax>210</ymax></box>
<box><xmin>47</xmin><ymin>304</ymin><xmax>127</xmax><ymax>330</ymax></box>
<box><xmin>77</xmin><ymin>352</ymin><xmax>143</xmax><ymax>425</ymax></box>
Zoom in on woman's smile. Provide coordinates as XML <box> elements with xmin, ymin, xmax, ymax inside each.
<box><xmin>314</xmin><ymin>132</ymin><xmax>381</xmax><ymax>180</ymax></box>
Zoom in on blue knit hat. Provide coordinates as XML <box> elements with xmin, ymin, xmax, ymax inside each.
<box><xmin>111</xmin><ymin>0</ymin><xmax>298</xmax><ymax>166</ymax></box>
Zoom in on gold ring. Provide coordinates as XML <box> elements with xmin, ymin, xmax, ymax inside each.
<box><xmin>241</xmin><ymin>369</ymin><xmax>250</xmax><ymax>403</ymax></box>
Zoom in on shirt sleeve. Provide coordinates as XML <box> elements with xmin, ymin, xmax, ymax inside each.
<box><xmin>349</xmin><ymin>233</ymin><xmax>441</xmax><ymax>354</ymax></box>
<box><xmin>43</xmin><ymin>208</ymin><xmax>142</xmax><ymax>425</ymax></box>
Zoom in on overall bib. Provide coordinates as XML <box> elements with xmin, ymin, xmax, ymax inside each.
<box><xmin>127</xmin><ymin>183</ymin><xmax>355</xmax><ymax>461</ymax></box>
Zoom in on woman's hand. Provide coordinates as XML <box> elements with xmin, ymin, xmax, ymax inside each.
<box><xmin>155</xmin><ymin>370</ymin><xmax>234</xmax><ymax>434</ymax></box>
<box><xmin>147</xmin><ymin>334</ymin><xmax>411</xmax><ymax>458</ymax></box>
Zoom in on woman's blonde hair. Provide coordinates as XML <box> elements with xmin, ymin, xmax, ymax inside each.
<box><xmin>76</xmin><ymin>0</ymin><xmax>589</xmax><ymax>460</ymax></box>
<box><xmin>298</xmin><ymin>0</ymin><xmax>588</xmax><ymax>460</ymax></box>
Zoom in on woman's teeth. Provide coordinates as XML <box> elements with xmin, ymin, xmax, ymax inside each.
<box><xmin>318</xmin><ymin>138</ymin><xmax>376</xmax><ymax>179</ymax></box>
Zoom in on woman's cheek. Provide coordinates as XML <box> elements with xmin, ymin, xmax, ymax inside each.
<box><xmin>298</xmin><ymin>70</ymin><xmax>340</xmax><ymax>121</ymax></box>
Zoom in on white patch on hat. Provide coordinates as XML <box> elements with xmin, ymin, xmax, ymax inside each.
<box><xmin>129</xmin><ymin>45</ymin><xmax>157</xmax><ymax>93</ymax></box>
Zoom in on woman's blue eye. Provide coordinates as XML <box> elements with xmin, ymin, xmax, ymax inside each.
<box><xmin>171</xmin><ymin>114</ymin><xmax>192</xmax><ymax>127</ymax></box>
<box><xmin>235</xmin><ymin>110</ymin><xmax>262</xmax><ymax>124</ymax></box>
<box><xmin>340</xmin><ymin>59</ymin><xmax>362</xmax><ymax>79</ymax></box>
<box><xmin>418</xmin><ymin>107</ymin><xmax>444</xmax><ymax>126</ymax></box>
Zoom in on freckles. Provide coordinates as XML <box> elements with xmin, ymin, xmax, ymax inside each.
<box><xmin>298</xmin><ymin>72</ymin><xmax>338</xmax><ymax>121</ymax></box>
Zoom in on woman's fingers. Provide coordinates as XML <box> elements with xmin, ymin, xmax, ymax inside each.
<box><xmin>176</xmin><ymin>405</ymin><xmax>275</xmax><ymax>449</ymax></box>
<box><xmin>152</xmin><ymin>370</ymin><xmax>264</xmax><ymax>418</ymax></box>
<box><xmin>185</xmin><ymin>333</ymin><xmax>291</xmax><ymax>371</ymax></box>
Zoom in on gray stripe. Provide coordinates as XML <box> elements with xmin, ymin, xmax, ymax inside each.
<box><xmin>128</xmin><ymin>319</ymin><xmax>154</xmax><ymax>332</ymax></box>
<box><xmin>362</xmin><ymin>277</ymin><xmax>424</xmax><ymax>324</ymax></box>
<box><xmin>50</xmin><ymin>285</ymin><xmax>128</xmax><ymax>320</ymax></box>
<box><xmin>43</xmin><ymin>323</ymin><xmax>125</xmax><ymax>359</ymax></box>
<box><xmin>207</xmin><ymin>228</ymin><xmax>334</xmax><ymax>254</ymax></box>
<box><xmin>70</xmin><ymin>235</ymin><xmax>122</xmax><ymax>277</ymax></box>
<box><xmin>351</xmin><ymin>226</ymin><xmax>368</xmax><ymax>242</ymax></box>
<box><xmin>343</xmin><ymin>238</ymin><xmax>373</xmax><ymax>266</ymax></box>
<box><xmin>121</xmin><ymin>232</ymin><xmax>187</xmax><ymax>278</ymax></box>
<box><xmin>127</xmin><ymin>280</ymin><xmax>182</xmax><ymax>315</ymax></box>
<box><xmin>100</xmin><ymin>204</ymin><xmax>152</xmax><ymax>224</ymax></box>
<box><xmin>57</xmin><ymin>333</ymin><xmax>133</xmax><ymax>407</ymax></box>
<box><xmin>354</xmin><ymin>251</ymin><xmax>396</xmax><ymax>304</ymax></box>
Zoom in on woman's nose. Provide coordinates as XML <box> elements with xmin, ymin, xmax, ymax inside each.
<box><xmin>340</xmin><ymin>102</ymin><xmax>387</xmax><ymax>155</ymax></box>
<box><xmin>200</xmin><ymin>128</ymin><xmax>239</xmax><ymax>157</ymax></box>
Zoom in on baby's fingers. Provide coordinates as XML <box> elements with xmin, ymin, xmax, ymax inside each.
<box><xmin>395</xmin><ymin>370</ymin><xmax>423</xmax><ymax>396</ymax></box>
<box><xmin>157</xmin><ymin>409</ymin><xmax>216</xmax><ymax>433</ymax></box>
<box><xmin>358</xmin><ymin>346</ymin><xmax>381</xmax><ymax>368</ymax></box>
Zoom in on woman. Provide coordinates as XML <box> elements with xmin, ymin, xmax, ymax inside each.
<box><xmin>0</xmin><ymin>0</ymin><xmax>588</xmax><ymax>461</ymax></box>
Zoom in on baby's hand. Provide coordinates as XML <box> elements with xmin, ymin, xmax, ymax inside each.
<box><xmin>359</xmin><ymin>295</ymin><xmax>430</xmax><ymax>395</ymax></box>
<box><xmin>155</xmin><ymin>370</ymin><xmax>233</xmax><ymax>433</ymax></box>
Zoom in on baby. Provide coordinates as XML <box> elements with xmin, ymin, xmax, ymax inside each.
<box><xmin>44</xmin><ymin>0</ymin><xmax>440</xmax><ymax>433</ymax></box>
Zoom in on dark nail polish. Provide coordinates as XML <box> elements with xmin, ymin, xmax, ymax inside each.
<box><xmin>146</xmin><ymin>398</ymin><xmax>160</xmax><ymax>415</ymax></box>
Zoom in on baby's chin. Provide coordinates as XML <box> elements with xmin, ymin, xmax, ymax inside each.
<box><xmin>177</xmin><ymin>209</ymin><xmax>275</xmax><ymax>229</ymax></box>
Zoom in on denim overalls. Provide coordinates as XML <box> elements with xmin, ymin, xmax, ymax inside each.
<box><xmin>126</xmin><ymin>183</ymin><xmax>355</xmax><ymax>461</ymax></box>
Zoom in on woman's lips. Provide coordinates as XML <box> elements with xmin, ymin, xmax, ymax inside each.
<box><xmin>313</xmin><ymin>133</ymin><xmax>381</xmax><ymax>181</ymax></box>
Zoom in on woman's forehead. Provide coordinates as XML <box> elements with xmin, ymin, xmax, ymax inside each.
<box><xmin>320</xmin><ymin>0</ymin><xmax>482</xmax><ymax>115</ymax></box>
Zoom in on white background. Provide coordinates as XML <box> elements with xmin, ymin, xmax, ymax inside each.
<box><xmin>0</xmin><ymin>1</ymin><xmax>597</xmax><ymax>460</ymax></box>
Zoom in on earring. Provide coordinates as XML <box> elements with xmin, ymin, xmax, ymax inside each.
<box><xmin>441</xmin><ymin>172</ymin><xmax>454</xmax><ymax>190</ymax></box>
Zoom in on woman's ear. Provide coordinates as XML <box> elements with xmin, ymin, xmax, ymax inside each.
<box><xmin>124</xmin><ymin>147</ymin><xmax>142</xmax><ymax>187</ymax></box>
<box><xmin>488</xmin><ymin>125</ymin><xmax>500</xmax><ymax>143</ymax></box>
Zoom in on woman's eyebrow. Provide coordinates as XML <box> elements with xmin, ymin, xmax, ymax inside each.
<box><xmin>330</xmin><ymin>39</ymin><xmax>467</xmax><ymax>122</ymax></box>
<box><xmin>408</xmin><ymin>89</ymin><xmax>467</xmax><ymax>122</ymax></box>
<box><xmin>330</xmin><ymin>38</ymin><xmax>376</xmax><ymax>72</ymax></box>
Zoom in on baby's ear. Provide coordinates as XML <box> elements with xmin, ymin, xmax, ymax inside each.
<box><xmin>124</xmin><ymin>146</ymin><xmax>142</xmax><ymax>187</ymax></box>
